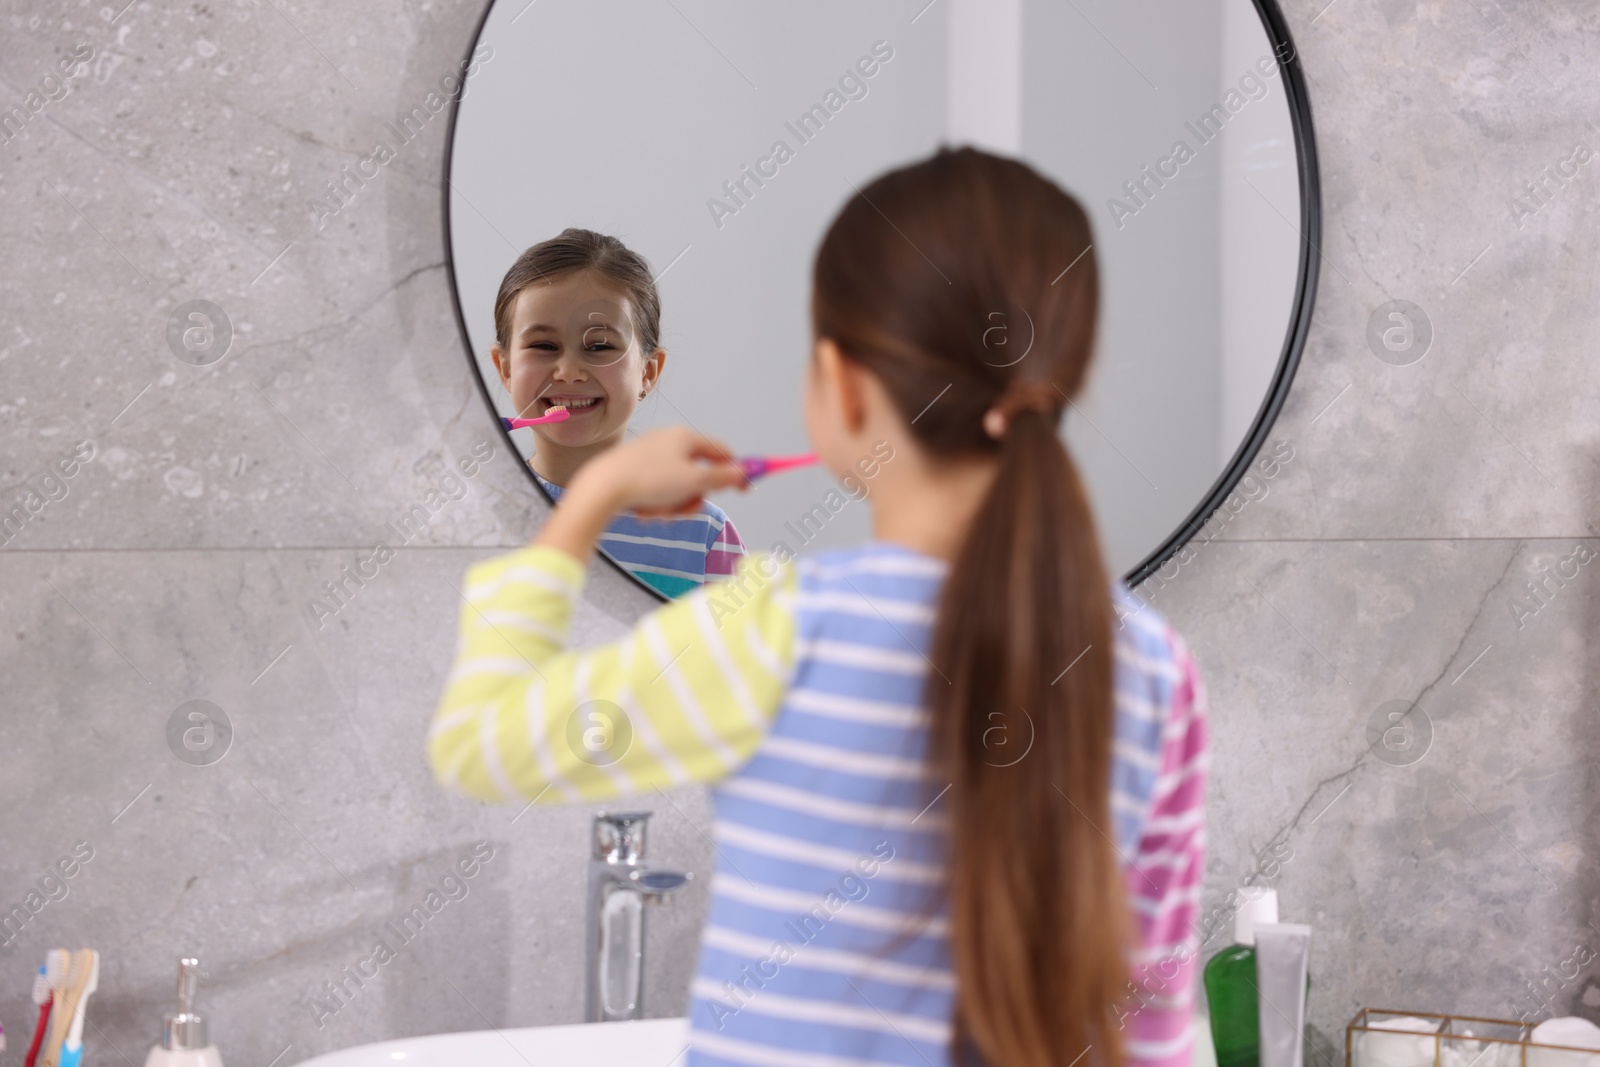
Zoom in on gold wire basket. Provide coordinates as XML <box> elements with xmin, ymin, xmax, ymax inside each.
<box><xmin>1347</xmin><ymin>1010</ymin><xmax>1600</xmax><ymax>1067</ymax></box>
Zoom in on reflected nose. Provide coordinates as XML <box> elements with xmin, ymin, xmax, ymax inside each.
<box><xmin>548</xmin><ymin>344</ymin><xmax>590</xmax><ymax>384</ymax></box>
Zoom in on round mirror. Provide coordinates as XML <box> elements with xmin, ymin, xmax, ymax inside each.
<box><xmin>445</xmin><ymin>0</ymin><xmax>1318</xmax><ymax>599</ymax></box>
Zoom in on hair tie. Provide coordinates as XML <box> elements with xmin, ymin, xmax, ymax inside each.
<box><xmin>983</xmin><ymin>379</ymin><xmax>1063</xmax><ymax>440</ymax></box>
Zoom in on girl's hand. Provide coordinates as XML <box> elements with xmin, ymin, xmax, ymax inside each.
<box><xmin>584</xmin><ymin>426</ymin><xmax>747</xmax><ymax>516</ymax></box>
<box><xmin>534</xmin><ymin>426</ymin><xmax>747</xmax><ymax>561</ymax></box>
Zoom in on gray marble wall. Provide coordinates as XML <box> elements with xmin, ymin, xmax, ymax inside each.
<box><xmin>1</xmin><ymin>0</ymin><xmax>1596</xmax><ymax>1064</ymax></box>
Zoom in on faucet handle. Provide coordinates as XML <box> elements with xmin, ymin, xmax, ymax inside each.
<box><xmin>592</xmin><ymin>810</ymin><xmax>653</xmax><ymax>863</ymax></box>
<box><xmin>632</xmin><ymin>868</ymin><xmax>692</xmax><ymax>904</ymax></box>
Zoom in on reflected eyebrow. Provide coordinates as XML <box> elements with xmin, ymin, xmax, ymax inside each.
<box><xmin>517</xmin><ymin>320</ymin><xmax>623</xmax><ymax>340</ymax></box>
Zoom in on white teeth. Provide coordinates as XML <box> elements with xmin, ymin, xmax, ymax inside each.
<box><xmin>558</xmin><ymin>397</ymin><xmax>600</xmax><ymax>409</ymax></box>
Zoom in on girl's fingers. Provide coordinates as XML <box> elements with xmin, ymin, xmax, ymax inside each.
<box><xmin>683</xmin><ymin>430</ymin><xmax>737</xmax><ymax>464</ymax></box>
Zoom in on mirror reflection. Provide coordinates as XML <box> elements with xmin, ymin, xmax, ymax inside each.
<box><xmin>489</xmin><ymin>237</ymin><xmax>746</xmax><ymax>598</ymax></box>
<box><xmin>449</xmin><ymin>0</ymin><xmax>1309</xmax><ymax>598</ymax></box>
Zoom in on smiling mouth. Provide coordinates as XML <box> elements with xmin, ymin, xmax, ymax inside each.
<box><xmin>543</xmin><ymin>396</ymin><xmax>601</xmax><ymax>413</ymax></box>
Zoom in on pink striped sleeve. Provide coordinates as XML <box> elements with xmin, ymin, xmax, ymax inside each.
<box><xmin>704</xmin><ymin>514</ymin><xmax>747</xmax><ymax>578</ymax></box>
<box><xmin>1119</xmin><ymin>627</ymin><xmax>1210</xmax><ymax>1067</ymax></box>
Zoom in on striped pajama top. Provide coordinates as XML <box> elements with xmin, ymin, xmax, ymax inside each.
<box><xmin>429</xmin><ymin>539</ymin><xmax>1208</xmax><ymax>1067</ymax></box>
<box><xmin>532</xmin><ymin>468</ymin><xmax>745</xmax><ymax>598</ymax></box>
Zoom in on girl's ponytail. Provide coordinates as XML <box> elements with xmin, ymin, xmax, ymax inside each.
<box><xmin>812</xmin><ymin>145</ymin><xmax>1134</xmax><ymax>1067</ymax></box>
<box><xmin>931</xmin><ymin>403</ymin><xmax>1130</xmax><ymax>1067</ymax></box>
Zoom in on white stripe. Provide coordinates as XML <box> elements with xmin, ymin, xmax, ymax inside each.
<box><xmin>760</xmin><ymin>735</ymin><xmax>923</xmax><ymax>780</ymax></box>
<box><xmin>691</xmin><ymin>593</ymin><xmax>768</xmax><ymax>734</ymax></box>
<box><xmin>1115</xmin><ymin>688</ymin><xmax>1162</xmax><ymax>723</ymax></box>
<box><xmin>711</xmin><ymin>872</ymin><xmax>947</xmax><ymax>936</ymax></box>
<box><xmin>1129</xmin><ymin>880</ymin><xmax>1202</xmax><ymax>918</ymax></box>
<box><xmin>1126</xmin><ymin>979</ymin><xmax>1203</xmax><ymax>1011</ymax></box>
<box><xmin>465</xmin><ymin>562</ymin><xmax>577</xmax><ymax>602</ymax></box>
<box><xmin>690</xmin><ymin>1028</ymin><xmax>910</xmax><ymax>1067</ymax></box>
<box><xmin>690</xmin><ymin>977</ymin><xmax>950</xmax><ymax>1045</ymax></box>
<box><xmin>1162</xmin><ymin>691</ymin><xmax>1202</xmax><ymax>746</ymax></box>
<box><xmin>1116</xmin><ymin>640</ymin><xmax>1183</xmax><ymax>683</ymax></box>
<box><xmin>1112</xmin><ymin>788</ymin><xmax>1144</xmax><ymax>818</ymax></box>
<box><xmin>787</xmin><ymin>688</ymin><xmax>928</xmax><ymax>729</ymax></box>
<box><xmin>442</xmin><ymin>656</ymin><xmax>538</xmax><ymax>689</ymax></box>
<box><xmin>1126</xmin><ymin>988</ymin><xmax>1196</xmax><ymax>1013</ymax></box>
<box><xmin>426</xmin><ymin>702</ymin><xmax>478</xmax><ymax>742</ymax></box>
<box><xmin>1115</xmin><ymin>594</ymin><xmax>1169</xmax><ymax>641</ymax></box>
<box><xmin>802</xmin><ymin>554</ymin><xmax>947</xmax><ymax>581</ymax></box>
<box><xmin>599</xmin><ymin>528</ymin><xmax>716</xmax><ymax>551</ymax></box>
<box><xmin>1141</xmin><ymin>805</ymin><xmax>1204</xmax><ymax>835</ymax></box>
<box><xmin>1114</xmin><ymin>737</ymin><xmax>1162</xmax><ymax>773</ymax></box>
<box><xmin>701</xmin><ymin>924</ymin><xmax>956</xmax><ymax>991</ymax></box>
<box><xmin>793</xmin><ymin>638</ymin><xmax>927</xmax><ymax>676</ymax></box>
<box><xmin>1125</xmin><ymin>1019</ymin><xmax>1196</xmax><ymax>1057</ymax></box>
<box><xmin>1128</xmin><ymin>938</ymin><xmax>1202</xmax><ymax>969</ymax></box>
<box><xmin>1148</xmin><ymin>751</ymin><xmax>1209</xmax><ymax>799</ymax></box>
<box><xmin>430</xmin><ymin>703</ymin><xmax>490</xmax><ymax>787</ymax></box>
<box><xmin>794</xmin><ymin>589</ymin><xmax>936</xmax><ymax>625</ymax></box>
<box><xmin>611</xmin><ymin>640</ymin><xmax>691</xmax><ymax>787</ymax></box>
<box><xmin>574</xmin><ymin>653</ymin><xmax>631</xmax><ymax>793</ymax></box>
<box><xmin>521</xmin><ymin>682</ymin><xmax>582</xmax><ymax>802</ymax></box>
<box><xmin>474</xmin><ymin>703</ymin><xmax>515</xmax><ymax>802</ymax></box>
<box><xmin>741</xmin><ymin>617</ymin><xmax>787</xmax><ymax>683</ymax></box>
<box><xmin>476</xmin><ymin>610</ymin><xmax>564</xmax><ymax>643</ymax></box>
<box><xmin>1130</xmin><ymin>840</ymin><xmax>1202</xmax><ymax>872</ymax></box>
<box><xmin>713</xmin><ymin>819</ymin><xmax>941</xmax><ymax>884</ymax></box>
<box><xmin>641</xmin><ymin>614</ymin><xmax>741</xmax><ymax>769</ymax></box>
<box><xmin>718</xmin><ymin>777</ymin><xmax>946</xmax><ymax>831</ymax></box>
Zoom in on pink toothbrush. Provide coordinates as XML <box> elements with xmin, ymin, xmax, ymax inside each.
<box><xmin>501</xmin><ymin>405</ymin><xmax>570</xmax><ymax>431</ymax></box>
<box><xmin>738</xmin><ymin>452</ymin><xmax>818</xmax><ymax>481</ymax></box>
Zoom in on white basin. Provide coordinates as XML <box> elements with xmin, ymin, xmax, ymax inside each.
<box><xmin>291</xmin><ymin>1017</ymin><xmax>688</xmax><ymax>1067</ymax></box>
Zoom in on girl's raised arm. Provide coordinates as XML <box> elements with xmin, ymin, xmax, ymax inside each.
<box><xmin>428</xmin><ymin>543</ymin><xmax>796</xmax><ymax>804</ymax></box>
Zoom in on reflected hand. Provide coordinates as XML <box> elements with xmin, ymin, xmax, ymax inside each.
<box><xmin>584</xmin><ymin>426</ymin><xmax>748</xmax><ymax>517</ymax></box>
<box><xmin>535</xmin><ymin>427</ymin><xmax>746</xmax><ymax>562</ymax></box>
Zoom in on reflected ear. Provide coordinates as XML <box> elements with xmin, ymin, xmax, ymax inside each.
<box><xmin>642</xmin><ymin>347</ymin><xmax>666</xmax><ymax>388</ymax></box>
<box><xmin>489</xmin><ymin>343</ymin><xmax>511</xmax><ymax>386</ymax></box>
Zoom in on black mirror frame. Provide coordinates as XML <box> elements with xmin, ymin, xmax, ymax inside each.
<box><xmin>441</xmin><ymin>0</ymin><xmax>1320</xmax><ymax>599</ymax></box>
<box><xmin>1122</xmin><ymin>0</ymin><xmax>1321</xmax><ymax>589</ymax></box>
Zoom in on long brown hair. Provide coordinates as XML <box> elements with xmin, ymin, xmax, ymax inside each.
<box><xmin>493</xmin><ymin>227</ymin><xmax>662</xmax><ymax>354</ymax></box>
<box><xmin>811</xmin><ymin>146</ymin><xmax>1134</xmax><ymax>1067</ymax></box>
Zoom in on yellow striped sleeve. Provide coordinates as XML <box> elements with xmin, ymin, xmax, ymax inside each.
<box><xmin>428</xmin><ymin>543</ymin><xmax>798</xmax><ymax>805</ymax></box>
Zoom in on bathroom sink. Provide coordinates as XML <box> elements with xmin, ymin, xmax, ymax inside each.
<box><xmin>290</xmin><ymin>1016</ymin><xmax>688</xmax><ymax>1067</ymax></box>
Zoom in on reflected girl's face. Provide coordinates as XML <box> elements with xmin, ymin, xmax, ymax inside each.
<box><xmin>491</xmin><ymin>271</ymin><xmax>663</xmax><ymax>454</ymax></box>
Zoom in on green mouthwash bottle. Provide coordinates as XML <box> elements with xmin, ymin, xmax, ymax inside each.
<box><xmin>1204</xmin><ymin>887</ymin><xmax>1279</xmax><ymax>1067</ymax></box>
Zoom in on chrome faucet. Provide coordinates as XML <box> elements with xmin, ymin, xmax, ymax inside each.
<box><xmin>585</xmin><ymin>810</ymin><xmax>692</xmax><ymax>1022</ymax></box>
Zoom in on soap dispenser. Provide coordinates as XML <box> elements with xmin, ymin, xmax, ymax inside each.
<box><xmin>143</xmin><ymin>958</ymin><xmax>223</xmax><ymax>1067</ymax></box>
<box><xmin>1203</xmin><ymin>887</ymin><xmax>1279</xmax><ymax>1067</ymax></box>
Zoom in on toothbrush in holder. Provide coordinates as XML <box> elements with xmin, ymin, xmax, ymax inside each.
<box><xmin>738</xmin><ymin>453</ymin><xmax>818</xmax><ymax>482</ymax></box>
<box><xmin>53</xmin><ymin>949</ymin><xmax>98</xmax><ymax>1067</ymax></box>
<box><xmin>501</xmin><ymin>405</ymin><xmax>570</xmax><ymax>431</ymax></box>
<box><xmin>22</xmin><ymin>963</ymin><xmax>52</xmax><ymax>1067</ymax></box>
<box><xmin>25</xmin><ymin>951</ymin><xmax>68</xmax><ymax>1067</ymax></box>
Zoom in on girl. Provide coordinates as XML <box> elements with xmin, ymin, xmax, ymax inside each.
<box><xmin>432</xmin><ymin>147</ymin><xmax>1208</xmax><ymax>1067</ymax></box>
<box><xmin>489</xmin><ymin>228</ymin><xmax>746</xmax><ymax>598</ymax></box>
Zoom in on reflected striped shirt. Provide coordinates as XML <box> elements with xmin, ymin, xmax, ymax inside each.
<box><xmin>533</xmin><ymin>468</ymin><xmax>745</xmax><ymax>598</ymax></box>
<box><xmin>429</xmin><ymin>539</ymin><xmax>1208</xmax><ymax>1067</ymax></box>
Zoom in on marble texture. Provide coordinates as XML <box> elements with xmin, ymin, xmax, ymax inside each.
<box><xmin>1</xmin><ymin>0</ymin><xmax>1598</xmax><ymax>1063</ymax></box>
